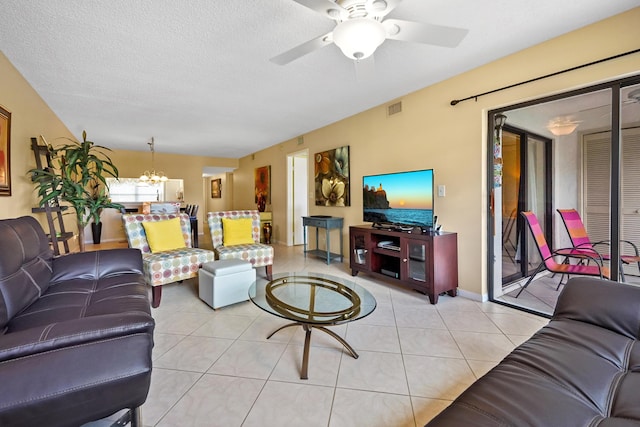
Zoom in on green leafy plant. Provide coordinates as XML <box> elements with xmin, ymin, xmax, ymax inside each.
<box><xmin>29</xmin><ymin>131</ymin><xmax>123</xmax><ymax>252</ymax></box>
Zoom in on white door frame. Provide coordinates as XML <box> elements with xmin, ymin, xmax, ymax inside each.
<box><xmin>287</xmin><ymin>149</ymin><xmax>309</xmax><ymax>246</ymax></box>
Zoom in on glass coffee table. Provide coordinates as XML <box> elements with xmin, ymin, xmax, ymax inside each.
<box><xmin>249</xmin><ymin>272</ymin><xmax>377</xmax><ymax>379</ymax></box>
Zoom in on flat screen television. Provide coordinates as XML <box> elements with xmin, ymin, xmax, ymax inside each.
<box><xmin>363</xmin><ymin>169</ymin><xmax>434</xmax><ymax>231</ymax></box>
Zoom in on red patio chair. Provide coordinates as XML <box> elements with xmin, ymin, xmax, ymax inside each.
<box><xmin>515</xmin><ymin>211</ymin><xmax>609</xmax><ymax>298</ymax></box>
<box><xmin>557</xmin><ymin>208</ymin><xmax>640</xmax><ymax>281</ymax></box>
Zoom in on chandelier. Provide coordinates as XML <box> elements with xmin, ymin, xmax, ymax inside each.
<box><xmin>139</xmin><ymin>137</ymin><xmax>168</xmax><ymax>185</ymax></box>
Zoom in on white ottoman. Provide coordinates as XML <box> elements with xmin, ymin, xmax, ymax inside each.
<box><xmin>198</xmin><ymin>259</ymin><xmax>256</xmax><ymax>309</ymax></box>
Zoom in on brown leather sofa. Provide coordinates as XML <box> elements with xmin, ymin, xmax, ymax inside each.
<box><xmin>427</xmin><ymin>277</ymin><xmax>640</xmax><ymax>426</ymax></box>
<box><xmin>0</xmin><ymin>216</ymin><xmax>155</xmax><ymax>427</ymax></box>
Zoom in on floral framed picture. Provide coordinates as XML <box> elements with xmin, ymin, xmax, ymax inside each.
<box><xmin>314</xmin><ymin>145</ymin><xmax>350</xmax><ymax>206</ymax></box>
<box><xmin>255</xmin><ymin>165</ymin><xmax>271</xmax><ymax>204</ymax></box>
<box><xmin>211</xmin><ymin>178</ymin><xmax>221</xmax><ymax>198</ymax></box>
<box><xmin>0</xmin><ymin>105</ymin><xmax>11</xmax><ymax>196</ymax></box>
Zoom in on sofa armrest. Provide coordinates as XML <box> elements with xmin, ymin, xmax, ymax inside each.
<box><xmin>553</xmin><ymin>277</ymin><xmax>640</xmax><ymax>339</ymax></box>
<box><xmin>0</xmin><ymin>312</ymin><xmax>154</xmax><ymax>363</ymax></box>
<box><xmin>51</xmin><ymin>248</ymin><xmax>143</xmax><ymax>283</ymax></box>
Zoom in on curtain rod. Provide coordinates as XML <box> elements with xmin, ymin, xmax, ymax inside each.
<box><xmin>450</xmin><ymin>48</ymin><xmax>640</xmax><ymax>106</ymax></box>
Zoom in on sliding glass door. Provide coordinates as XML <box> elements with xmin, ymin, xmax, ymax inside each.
<box><xmin>489</xmin><ymin>78</ymin><xmax>640</xmax><ymax>316</ymax></box>
<box><xmin>501</xmin><ymin>127</ymin><xmax>551</xmax><ymax>285</ymax></box>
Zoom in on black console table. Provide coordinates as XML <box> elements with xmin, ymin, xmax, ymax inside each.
<box><xmin>302</xmin><ymin>216</ymin><xmax>344</xmax><ymax>264</ymax></box>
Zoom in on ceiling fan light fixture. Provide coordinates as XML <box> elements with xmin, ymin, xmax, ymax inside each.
<box><xmin>547</xmin><ymin>119</ymin><xmax>579</xmax><ymax>136</ymax></box>
<box><xmin>332</xmin><ymin>18</ymin><xmax>386</xmax><ymax>60</ymax></box>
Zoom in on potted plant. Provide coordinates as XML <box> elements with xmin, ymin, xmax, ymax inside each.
<box><xmin>29</xmin><ymin>131</ymin><xmax>123</xmax><ymax>252</ymax></box>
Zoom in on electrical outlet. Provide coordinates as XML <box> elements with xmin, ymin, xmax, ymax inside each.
<box><xmin>438</xmin><ymin>185</ymin><xmax>446</xmax><ymax>197</ymax></box>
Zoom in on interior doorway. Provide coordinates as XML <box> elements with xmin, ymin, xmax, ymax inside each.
<box><xmin>286</xmin><ymin>150</ymin><xmax>309</xmax><ymax>246</ymax></box>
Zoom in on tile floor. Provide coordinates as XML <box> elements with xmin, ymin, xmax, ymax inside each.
<box><xmin>95</xmin><ymin>244</ymin><xmax>549</xmax><ymax>427</ymax></box>
<box><xmin>497</xmin><ymin>262</ymin><xmax>640</xmax><ymax>316</ymax></box>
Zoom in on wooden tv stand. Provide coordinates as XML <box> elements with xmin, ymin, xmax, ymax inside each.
<box><xmin>349</xmin><ymin>225</ymin><xmax>458</xmax><ymax>304</ymax></box>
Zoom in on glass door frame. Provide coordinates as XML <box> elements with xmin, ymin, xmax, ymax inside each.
<box><xmin>487</xmin><ymin>74</ymin><xmax>640</xmax><ymax>316</ymax></box>
<box><xmin>501</xmin><ymin>125</ymin><xmax>553</xmax><ymax>285</ymax></box>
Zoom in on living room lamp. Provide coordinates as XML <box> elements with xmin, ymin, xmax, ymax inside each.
<box><xmin>139</xmin><ymin>137</ymin><xmax>168</xmax><ymax>185</ymax></box>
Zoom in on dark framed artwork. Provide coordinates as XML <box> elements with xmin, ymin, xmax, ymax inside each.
<box><xmin>254</xmin><ymin>165</ymin><xmax>271</xmax><ymax>203</ymax></box>
<box><xmin>314</xmin><ymin>145</ymin><xmax>350</xmax><ymax>206</ymax></box>
<box><xmin>211</xmin><ymin>178</ymin><xmax>221</xmax><ymax>198</ymax></box>
<box><xmin>0</xmin><ymin>105</ymin><xmax>11</xmax><ymax>196</ymax></box>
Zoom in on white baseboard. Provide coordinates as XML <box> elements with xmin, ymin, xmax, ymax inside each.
<box><xmin>457</xmin><ymin>288</ymin><xmax>487</xmax><ymax>302</ymax></box>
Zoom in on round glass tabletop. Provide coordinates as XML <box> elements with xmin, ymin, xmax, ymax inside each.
<box><xmin>249</xmin><ymin>272</ymin><xmax>377</xmax><ymax>325</ymax></box>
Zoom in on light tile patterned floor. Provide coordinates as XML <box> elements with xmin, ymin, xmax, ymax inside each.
<box><xmin>94</xmin><ymin>244</ymin><xmax>549</xmax><ymax>427</ymax></box>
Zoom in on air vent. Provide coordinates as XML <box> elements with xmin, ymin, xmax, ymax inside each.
<box><xmin>297</xmin><ymin>136</ymin><xmax>304</xmax><ymax>145</ymax></box>
<box><xmin>387</xmin><ymin>101</ymin><xmax>402</xmax><ymax>116</ymax></box>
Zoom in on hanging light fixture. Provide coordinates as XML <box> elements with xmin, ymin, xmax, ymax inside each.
<box><xmin>547</xmin><ymin>118</ymin><xmax>581</xmax><ymax>136</ymax></box>
<box><xmin>139</xmin><ymin>137</ymin><xmax>168</xmax><ymax>185</ymax></box>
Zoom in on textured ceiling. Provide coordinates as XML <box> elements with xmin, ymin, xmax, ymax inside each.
<box><xmin>0</xmin><ymin>1</ymin><xmax>638</xmax><ymax>158</ymax></box>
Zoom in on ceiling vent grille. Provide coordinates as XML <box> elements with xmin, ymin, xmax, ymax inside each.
<box><xmin>387</xmin><ymin>101</ymin><xmax>402</xmax><ymax>116</ymax></box>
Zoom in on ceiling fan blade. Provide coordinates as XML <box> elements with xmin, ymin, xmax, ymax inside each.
<box><xmin>579</xmin><ymin>104</ymin><xmax>609</xmax><ymax>113</ymax></box>
<box><xmin>365</xmin><ymin>0</ymin><xmax>403</xmax><ymax>18</ymax></box>
<box><xmin>293</xmin><ymin>0</ymin><xmax>349</xmax><ymax>20</ymax></box>
<box><xmin>269</xmin><ymin>32</ymin><xmax>334</xmax><ymax>65</ymax></box>
<box><xmin>382</xmin><ymin>19</ymin><xmax>468</xmax><ymax>48</ymax></box>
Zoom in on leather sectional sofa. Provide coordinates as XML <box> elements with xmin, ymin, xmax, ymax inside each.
<box><xmin>427</xmin><ymin>277</ymin><xmax>640</xmax><ymax>426</ymax></box>
<box><xmin>0</xmin><ymin>216</ymin><xmax>155</xmax><ymax>427</ymax></box>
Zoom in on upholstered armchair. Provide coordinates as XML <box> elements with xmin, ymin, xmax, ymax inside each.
<box><xmin>207</xmin><ymin>210</ymin><xmax>273</xmax><ymax>279</ymax></box>
<box><xmin>122</xmin><ymin>212</ymin><xmax>215</xmax><ymax>307</ymax></box>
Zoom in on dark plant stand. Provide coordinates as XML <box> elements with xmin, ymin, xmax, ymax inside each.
<box><xmin>263</xmin><ymin>222</ymin><xmax>272</xmax><ymax>244</ymax></box>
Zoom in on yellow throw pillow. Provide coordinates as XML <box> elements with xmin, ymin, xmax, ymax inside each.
<box><xmin>222</xmin><ymin>217</ymin><xmax>255</xmax><ymax>246</ymax></box>
<box><xmin>142</xmin><ymin>218</ymin><xmax>186</xmax><ymax>253</ymax></box>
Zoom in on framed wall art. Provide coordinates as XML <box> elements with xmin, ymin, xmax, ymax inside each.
<box><xmin>314</xmin><ymin>145</ymin><xmax>350</xmax><ymax>206</ymax></box>
<box><xmin>211</xmin><ymin>178</ymin><xmax>221</xmax><ymax>198</ymax></box>
<box><xmin>0</xmin><ymin>105</ymin><xmax>11</xmax><ymax>196</ymax></box>
<box><xmin>254</xmin><ymin>165</ymin><xmax>271</xmax><ymax>204</ymax></box>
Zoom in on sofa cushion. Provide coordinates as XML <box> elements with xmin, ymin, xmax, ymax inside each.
<box><xmin>222</xmin><ymin>217</ymin><xmax>255</xmax><ymax>246</ymax></box>
<box><xmin>207</xmin><ymin>210</ymin><xmax>261</xmax><ymax>249</ymax></box>
<box><xmin>216</xmin><ymin>243</ymin><xmax>274</xmax><ymax>268</ymax></box>
<box><xmin>122</xmin><ymin>213</ymin><xmax>193</xmax><ymax>253</ymax></box>
<box><xmin>426</xmin><ymin>278</ymin><xmax>640</xmax><ymax>426</ymax></box>
<box><xmin>141</xmin><ymin>247</ymin><xmax>215</xmax><ymax>287</ymax></box>
<box><xmin>142</xmin><ymin>218</ymin><xmax>186</xmax><ymax>253</ymax></box>
<box><xmin>0</xmin><ymin>217</ymin><xmax>52</xmax><ymax>330</ymax></box>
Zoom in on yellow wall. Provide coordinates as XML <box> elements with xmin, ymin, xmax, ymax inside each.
<box><xmin>0</xmin><ymin>52</ymin><xmax>77</xmax><ymax>238</ymax></box>
<box><xmin>108</xmin><ymin>150</ymin><xmax>237</xmax><ymax>233</ymax></box>
<box><xmin>232</xmin><ymin>8</ymin><xmax>640</xmax><ymax>300</ymax></box>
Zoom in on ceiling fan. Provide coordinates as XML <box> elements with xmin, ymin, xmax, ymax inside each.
<box><xmin>270</xmin><ymin>0</ymin><xmax>469</xmax><ymax>65</ymax></box>
<box><xmin>578</xmin><ymin>88</ymin><xmax>640</xmax><ymax>116</ymax></box>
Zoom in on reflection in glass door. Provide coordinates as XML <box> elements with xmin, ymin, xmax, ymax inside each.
<box><xmin>501</xmin><ymin>126</ymin><xmax>551</xmax><ymax>285</ymax></box>
<box><xmin>501</xmin><ymin>130</ymin><xmax>521</xmax><ymax>281</ymax></box>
